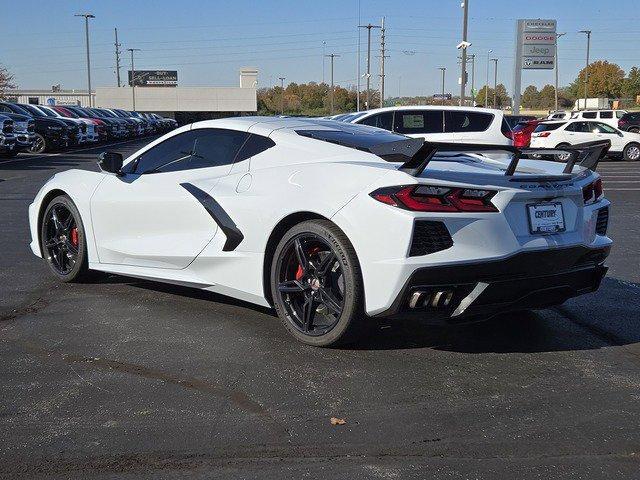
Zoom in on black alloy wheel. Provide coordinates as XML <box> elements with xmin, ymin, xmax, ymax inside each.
<box><xmin>29</xmin><ymin>133</ymin><xmax>46</xmax><ymax>154</ymax></box>
<box><xmin>40</xmin><ymin>195</ymin><xmax>90</xmax><ymax>281</ymax></box>
<box><xmin>271</xmin><ymin>220</ymin><xmax>363</xmax><ymax>346</ymax></box>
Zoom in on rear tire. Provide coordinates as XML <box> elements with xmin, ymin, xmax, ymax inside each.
<box><xmin>554</xmin><ymin>143</ymin><xmax>571</xmax><ymax>162</ymax></box>
<box><xmin>29</xmin><ymin>134</ymin><xmax>47</xmax><ymax>154</ymax></box>
<box><xmin>40</xmin><ymin>195</ymin><xmax>91</xmax><ymax>282</ymax></box>
<box><xmin>628</xmin><ymin>127</ymin><xmax>639</xmax><ymax>134</ymax></box>
<box><xmin>623</xmin><ymin>142</ymin><xmax>640</xmax><ymax>162</ymax></box>
<box><xmin>270</xmin><ymin>220</ymin><xmax>364</xmax><ymax>347</ymax></box>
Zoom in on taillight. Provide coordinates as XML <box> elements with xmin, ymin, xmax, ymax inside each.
<box><xmin>583</xmin><ymin>178</ymin><xmax>603</xmax><ymax>205</ymax></box>
<box><xmin>371</xmin><ymin>185</ymin><xmax>498</xmax><ymax>212</ymax></box>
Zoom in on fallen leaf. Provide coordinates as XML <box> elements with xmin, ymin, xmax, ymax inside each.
<box><xmin>330</xmin><ymin>417</ymin><xmax>346</xmax><ymax>426</ymax></box>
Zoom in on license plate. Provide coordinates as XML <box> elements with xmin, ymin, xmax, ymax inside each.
<box><xmin>527</xmin><ymin>202</ymin><xmax>565</xmax><ymax>234</ymax></box>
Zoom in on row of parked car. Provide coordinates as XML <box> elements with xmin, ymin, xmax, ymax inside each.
<box><xmin>326</xmin><ymin>106</ymin><xmax>640</xmax><ymax>162</ymax></box>
<box><xmin>0</xmin><ymin>103</ymin><xmax>178</xmax><ymax>157</ymax></box>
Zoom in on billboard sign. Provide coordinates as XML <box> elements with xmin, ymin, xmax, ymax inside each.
<box><xmin>433</xmin><ymin>93</ymin><xmax>452</xmax><ymax>100</ymax></box>
<box><xmin>128</xmin><ymin>70</ymin><xmax>178</xmax><ymax>87</ymax></box>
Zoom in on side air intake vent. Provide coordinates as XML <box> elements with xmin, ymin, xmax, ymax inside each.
<box><xmin>409</xmin><ymin>220</ymin><xmax>453</xmax><ymax>257</ymax></box>
<box><xmin>596</xmin><ymin>207</ymin><xmax>609</xmax><ymax>236</ymax></box>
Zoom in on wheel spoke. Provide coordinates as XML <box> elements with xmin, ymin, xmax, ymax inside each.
<box><xmin>318</xmin><ymin>288</ymin><xmax>342</xmax><ymax>316</ymax></box>
<box><xmin>278</xmin><ymin>280</ymin><xmax>306</xmax><ymax>293</ymax></box>
<box><xmin>45</xmin><ymin>238</ymin><xmax>57</xmax><ymax>248</ymax></box>
<box><xmin>317</xmin><ymin>251</ymin><xmax>337</xmax><ymax>276</ymax></box>
<box><xmin>302</xmin><ymin>294</ymin><xmax>317</xmax><ymax>331</ymax></box>
<box><xmin>51</xmin><ymin>207</ymin><xmax>63</xmax><ymax>234</ymax></box>
<box><xmin>64</xmin><ymin>240</ymin><xmax>78</xmax><ymax>255</ymax></box>
<box><xmin>293</xmin><ymin>238</ymin><xmax>310</xmax><ymax>273</ymax></box>
<box><xmin>62</xmin><ymin>214</ymin><xmax>74</xmax><ymax>230</ymax></box>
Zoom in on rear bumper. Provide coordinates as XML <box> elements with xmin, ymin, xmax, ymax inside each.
<box><xmin>375</xmin><ymin>245</ymin><xmax>609</xmax><ymax>323</ymax></box>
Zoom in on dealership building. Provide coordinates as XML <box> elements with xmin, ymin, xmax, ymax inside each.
<box><xmin>4</xmin><ymin>68</ymin><xmax>258</xmax><ymax>124</ymax></box>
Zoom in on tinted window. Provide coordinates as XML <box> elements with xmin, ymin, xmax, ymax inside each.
<box><xmin>582</xmin><ymin>111</ymin><xmax>597</xmax><ymax>119</ymax></box>
<box><xmin>445</xmin><ymin>111</ymin><xmax>493</xmax><ymax>133</ymax></box>
<box><xmin>599</xmin><ymin>111</ymin><xmax>613</xmax><ymax>119</ymax></box>
<box><xmin>567</xmin><ymin>122</ymin><xmax>591</xmax><ymax>133</ymax></box>
<box><xmin>235</xmin><ymin>134</ymin><xmax>275</xmax><ymax>162</ymax></box>
<box><xmin>533</xmin><ymin>123</ymin><xmax>565</xmax><ymax>132</ymax></box>
<box><xmin>359</xmin><ymin>111</ymin><xmax>393</xmax><ymax>131</ymax></box>
<box><xmin>134</xmin><ymin>128</ymin><xmax>249</xmax><ymax>174</ymax></box>
<box><xmin>394</xmin><ymin>110</ymin><xmax>443</xmax><ymax>134</ymax></box>
<box><xmin>591</xmin><ymin>122</ymin><xmax>617</xmax><ymax>134</ymax></box>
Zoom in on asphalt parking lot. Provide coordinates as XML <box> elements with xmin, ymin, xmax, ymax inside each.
<box><xmin>1</xmin><ymin>140</ymin><xmax>640</xmax><ymax>479</ymax></box>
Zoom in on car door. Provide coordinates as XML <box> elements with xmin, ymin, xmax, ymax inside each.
<box><xmin>392</xmin><ymin>109</ymin><xmax>449</xmax><ymax>142</ymax></box>
<box><xmin>590</xmin><ymin>122</ymin><xmax>626</xmax><ymax>152</ymax></box>
<box><xmin>562</xmin><ymin>121</ymin><xmax>592</xmax><ymax>145</ymax></box>
<box><xmin>90</xmin><ymin>127</ymin><xmax>249</xmax><ymax>269</ymax></box>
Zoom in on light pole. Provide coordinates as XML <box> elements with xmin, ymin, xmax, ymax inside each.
<box><xmin>459</xmin><ymin>0</ymin><xmax>469</xmax><ymax>106</ymax></box>
<box><xmin>485</xmin><ymin>49</ymin><xmax>492</xmax><ymax>107</ymax></box>
<box><xmin>325</xmin><ymin>54</ymin><xmax>340</xmax><ymax>114</ymax></box>
<box><xmin>491</xmin><ymin>58</ymin><xmax>499</xmax><ymax>108</ymax></box>
<box><xmin>74</xmin><ymin>13</ymin><xmax>95</xmax><ymax>107</ymax></box>
<box><xmin>554</xmin><ymin>32</ymin><xmax>566</xmax><ymax>111</ymax></box>
<box><xmin>579</xmin><ymin>30</ymin><xmax>591</xmax><ymax>110</ymax></box>
<box><xmin>127</xmin><ymin>48</ymin><xmax>141</xmax><ymax>110</ymax></box>
<box><xmin>439</xmin><ymin>67</ymin><xmax>446</xmax><ymax>105</ymax></box>
<box><xmin>468</xmin><ymin>54</ymin><xmax>476</xmax><ymax>106</ymax></box>
<box><xmin>279</xmin><ymin>77</ymin><xmax>286</xmax><ymax>115</ymax></box>
<box><xmin>358</xmin><ymin>23</ymin><xmax>381</xmax><ymax>110</ymax></box>
<box><xmin>322</xmin><ymin>40</ymin><xmax>326</xmax><ymax>83</ymax></box>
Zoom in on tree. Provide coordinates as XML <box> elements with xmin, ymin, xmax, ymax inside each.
<box><xmin>521</xmin><ymin>85</ymin><xmax>540</xmax><ymax>109</ymax></box>
<box><xmin>538</xmin><ymin>84</ymin><xmax>557</xmax><ymax>110</ymax></box>
<box><xmin>622</xmin><ymin>66</ymin><xmax>640</xmax><ymax>103</ymax></box>
<box><xmin>0</xmin><ymin>65</ymin><xmax>16</xmax><ymax>99</ymax></box>
<box><xmin>566</xmin><ymin>60</ymin><xmax>625</xmax><ymax>99</ymax></box>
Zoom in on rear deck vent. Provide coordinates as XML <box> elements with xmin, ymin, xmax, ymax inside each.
<box><xmin>596</xmin><ymin>207</ymin><xmax>609</xmax><ymax>236</ymax></box>
<box><xmin>409</xmin><ymin>220</ymin><xmax>453</xmax><ymax>257</ymax></box>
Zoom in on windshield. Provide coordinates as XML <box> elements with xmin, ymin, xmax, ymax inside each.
<box><xmin>4</xmin><ymin>104</ymin><xmax>31</xmax><ymax>115</ymax></box>
<box><xmin>37</xmin><ymin>106</ymin><xmax>59</xmax><ymax>118</ymax></box>
<box><xmin>57</xmin><ymin>108</ymin><xmax>79</xmax><ymax>118</ymax></box>
<box><xmin>21</xmin><ymin>104</ymin><xmax>47</xmax><ymax>117</ymax></box>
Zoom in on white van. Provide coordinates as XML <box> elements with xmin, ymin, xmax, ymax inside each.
<box><xmin>346</xmin><ymin>106</ymin><xmax>513</xmax><ymax>145</ymax></box>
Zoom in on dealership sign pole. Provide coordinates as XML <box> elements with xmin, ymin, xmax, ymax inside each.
<box><xmin>512</xmin><ymin>19</ymin><xmax>556</xmax><ymax>114</ymax></box>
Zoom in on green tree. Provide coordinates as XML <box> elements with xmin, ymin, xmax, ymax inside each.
<box><xmin>521</xmin><ymin>85</ymin><xmax>540</xmax><ymax>109</ymax></box>
<box><xmin>0</xmin><ymin>65</ymin><xmax>16</xmax><ymax>99</ymax></box>
<box><xmin>538</xmin><ymin>84</ymin><xmax>557</xmax><ymax>110</ymax></box>
<box><xmin>567</xmin><ymin>60</ymin><xmax>625</xmax><ymax>99</ymax></box>
<box><xmin>622</xmin><ymin>66</ymin><xmax>640</xmax><ymax>103</ymax></box>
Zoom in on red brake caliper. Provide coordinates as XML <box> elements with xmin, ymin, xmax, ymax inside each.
<box><xmin>70</xmin><ymin>227</ymin><xmax>79</xmax><ymax>247</ymax></box>
<box><xmin>295</xmin><ymin>246</ymin><xmax>320</xmax><ymax>280</ymax></box>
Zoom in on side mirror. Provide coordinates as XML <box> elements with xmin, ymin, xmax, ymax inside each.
<box><xmin>98</xmin><ymin>151</ymin><xmax>123</xmax><ymax>175</ymax></box>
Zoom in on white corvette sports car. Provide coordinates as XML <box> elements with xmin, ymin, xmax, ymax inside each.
<box><xmin>28</xmin><ymin>117</ymin><xmax>612</xmax><ymax>346</ymax></box>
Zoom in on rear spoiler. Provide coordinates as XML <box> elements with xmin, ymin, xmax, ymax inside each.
<box><xmin>398</xmin><ymin>140</ymin><xmax>611</xmax><ymax>178</ymax></box>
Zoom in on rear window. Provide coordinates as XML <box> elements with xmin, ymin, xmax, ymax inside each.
<box><xmin>359</xmin><ymin>111</ymin><xmax>393</xmax><ymax>131</ymax></box>
<box><xmin>444</xmin><ymin>111</ymin><xmax>493</xmax><ymax>133</ymax></box>
<box><xmin>599</xmin><ymin>111</ymin><xmax>613</xmax><ymax>119</ymax></box>
<box><xmin>534</xmin><ymin>123</ymin><xmax>565</xmax><ymax>133</ymax></box>
<box><xmin>394</xmin><ymin>110</ymin><xmax>443</xmax><ymax>134</ymax></box>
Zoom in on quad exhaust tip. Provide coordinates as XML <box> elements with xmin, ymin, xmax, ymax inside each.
<box><xmin>409</xmin><ymin>289</ymin><xmax>454</xmax><ymax>309</ymax></box>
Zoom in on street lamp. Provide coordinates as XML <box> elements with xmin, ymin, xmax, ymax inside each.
<box><xmin>579</xmin><ymin>30</ymin><xmax>592</xmax><ymax>110</ymax></box>
<box><xmin>74</xmin><ymin>13</ymin><xmax>95</xmax><ymax>107</ymax></box>
<box><xmin>438</xmin><ymin>67</ymin><xmax>446</xmax><ymax>105</ymax></box>
<box><xmin>279</xmin><ymin>77</ymin><xmax>286</xmax><ymax>115</ymax></box>
<box><xmin>491</xmin><ymin>58</ymin><xmax>499</xmax><ymax>108</ymax></box>
<box><xmin>554</xmin><ymin>32</ymin><xmax>566</xmax><ymax>111</ymax></box>
<box><xmin>127</xmin><ymin>48</ymin><xmax>141</xmax><ymax>110</ymax></box>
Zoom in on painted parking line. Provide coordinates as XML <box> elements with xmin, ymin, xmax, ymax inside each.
<box><xmin>0</xmin><ymin>137</ymin><xmax>154</xmax><ymax>166</ymax></box>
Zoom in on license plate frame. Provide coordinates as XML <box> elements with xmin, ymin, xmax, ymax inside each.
<box><xmin>527</xmin><ymin>202</ymin><xmax>566</xmax><ymax>234</ymax></box>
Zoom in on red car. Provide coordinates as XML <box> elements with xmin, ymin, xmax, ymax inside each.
<box><xmin>52</xmin><ymin>106</ymin><xmax>108</xmax><ymax>142</ymax></box>
<box><xmin>511</xmin><ymin>119</ymin><xmax>542</xmax><ymax>148</ymax></box>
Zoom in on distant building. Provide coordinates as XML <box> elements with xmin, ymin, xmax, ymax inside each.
<box><xmin>4</xmin><ymin>68</ymin><xmax>258</xmax><ymax>123</ymax></box>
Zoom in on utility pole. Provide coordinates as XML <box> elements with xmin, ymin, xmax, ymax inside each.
<box><xmin>322</xmin><ymin>40</ymin><xmax>326</xmax><ymax>83</ymax></box>
<box><xmin>554</xmin><ymin>32</ymin><xmax>566</xmax><ymax>111</ymax></box>
<box><xmin>114</xmin><ymin>28</ymin><xmax>122</xmax><ymax>87</ymax></box>
<box><xmin>279</xmin><ymin>77</ymin><xmax>286</xmax><ymax>115</ymax></box>
<box><xmin>579</xmin><ymin>30</ymin><xmax>591</xmax><ymax>110</ymax></box>
<box><xmin>459</xmin><ymin>0</ymin><xmax>469</xmax><ymax>106</ymax></box>
<box><xmin>469</xmin><ymin>54</ymin><xmax>476</xmax><ymax>106</ymax></box>
<box><xmin>485</xmin><ymin>49</ymin><xmax>492</xmax><ymax>107</ymax></box>
<box><xmin>356</xmin><ymin>0</ymin><xmax>361</xmax><ymax>111</ymax></box>
<box><xmin>439</xmin><ymin>67</ymin><xmax>446</xmax><ymax>105</ymax></box>
<box><xmin>325</xmin><ymin>54</ymin><xmax>340</xmax><ymax>114</ymax></box>
<box><xmin>379</xmin><ymin>17</ymin><xmax>388</xmax><ymax>108</ymax></box>
<box><xmin>358</xmin><ymin>23</ymin><xmax>381</xmax><ymax>110</ymax></box>
<box><xmin>74</xmin><ymin>13</ymin><xmax>95</xmax><ymax>107</ymax></box>
<box><xmin>491</xmin><ymin>58</ymin><xmax>498</xmax><ymax>109</ymax></box>
<box><xmin>127</xmin><ymin>48</ymin><xmax>141</xmax><ymax>110</ymax></box>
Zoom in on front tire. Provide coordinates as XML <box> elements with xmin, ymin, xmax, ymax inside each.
<box><xmin>29</xmin><ymin>134</ymin><xmax>47</xmax><ymax>154</ymax></box>
<box><xmin>623</xmin><ymin>142</ymin><xmax>640</xmax><ymax>162</ymax></box>
<box><xmin>270</xmin><ymin>220</ymin><xmax>364</xmax><ymax>347</ymax></box>
<box><xmin>40</xmin><ymin>195</ymin><xmax>90</xmax><ymax>282</ymax></box>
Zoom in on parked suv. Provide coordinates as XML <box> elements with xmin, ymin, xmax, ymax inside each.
<box><xmin>0</xmin><ymin>102</ymin><xmax>69</xmax><ymax>153</ymax></box>
<box><xmin>0</xmin><ymin>114</ymin><xmax>17</xmax><ymax>157</ymax></box>
<box><xmin>18</xmin><ymin>104</ymin><xmax>85</xmax><ymax>147</ymax></box>
<box><xmin>346</xmin><ymin>106</ymin><xmax>513</xmax><ymax>145</ymax></box>
<box><xmin>618</xmin><ymin>111</ymin><xmax>640</xmax><ymax>133</ymax></box>
<box><xmin>0</xmin><ymin>111</ymin><xmax>35</xmax><ymax>154</ymax></box>
<box><xmin>38</xmin><ymin>105</ymin><xmax>98</xmax><ymax>143</ymax></box>
<box><xmin>52</xmin><ymin>106</ymin><xmax>108</xmax><ymax>142</ymax></box>
<box><xmin>530</xmin><ymin>120</ymin><xmax>640</xmax><ymax>161</ymax></box>
<box><xmin>570</xmin><ymin>110</ymin><xmax>627</xmax><ymax>129</ymax></box>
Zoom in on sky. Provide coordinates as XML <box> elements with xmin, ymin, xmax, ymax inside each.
<box><xmin>1</xmin><ymin>0</ymin><xmax>638</xmax><ymax>97</ymax></box>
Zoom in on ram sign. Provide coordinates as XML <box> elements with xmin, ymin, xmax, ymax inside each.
<box><xmin>128</xmin><ymin>70</ymin><xmax>178</xmax><ymax>87</ymax></box>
